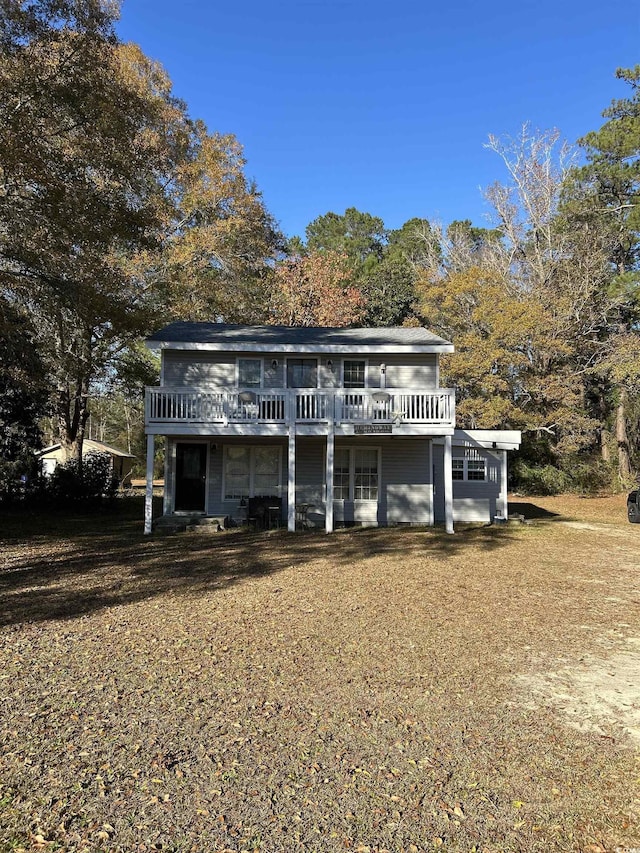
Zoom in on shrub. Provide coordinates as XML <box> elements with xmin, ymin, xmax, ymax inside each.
<box><xmin>0</xmin><ymin>452</ymin><xmax>42</xmax><ymax>505</ymax></box>
<box><xmin>512</xmin><ymin>461</ymin><xmax>569</xmax><ymax>495</ymax></box>
<box><xmin>48</xmin><ymin>452</ymin><xmax>119</xmax><ymax>503</ymax></box>
<box><xmin>559</xmin><ymin>455</ymin><xmax>614</xmax><ymax>496</ymax></box>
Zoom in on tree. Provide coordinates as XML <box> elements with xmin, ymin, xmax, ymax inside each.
<box><xmin>386</xmin><ymin>217</ymin><xmax>440</xmax><ymax>269</ymax></box>
<box><xmin>305</xmin><ymin>208</ymin><xmax>387</xmax><ymax>263</ymax></box>
<box><xmin>568</xmin><ymin>66</ymin><xmax>640</xmax><ymax>483</ymax></box>
<box><xmin>360</xmin><ymin>257</ymin><xmax>417</xmax><ymax>326</ymax></box>
<box><xmin>0</xmin><ymin>299</ymin><xmax>49</xmax><ymax>499</ymax></box>
<box><xmin>0</xmin><ymin>1</ymin><xmax>279</xmax><ymax>462</ymax></box>
<box><xmin>269</xmin><ymin>250</ymin><xmax>364</xmax><ymax>327</ymax></box>
<box><xmin>414</xmin><ymin>266</ymin><xmax>592</xmax><ymax>438</ymax></box>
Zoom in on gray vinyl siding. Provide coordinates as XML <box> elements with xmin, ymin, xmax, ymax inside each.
<box><xmin>295</xmin><ymin>438</ymin><xmax>326</xmax><ymax>527</ymax></box>
<box><xmin>163</xmin><ymin>351</ymin><xmax>234</xmax><ymax>387</ymax></box>
<box><xmin>263</xmin><ymin>360</ymin><xmax>285</xmax><ymax>389</ymax></box>
<box><xmin>378</xmin><ymin>438</ymin><xmax>432</xmax><ymax>525</ymax></box>
<box><xmin>162</xmin><ymin>350</ymin><xmax>438</xmax><ymax>390</ymax></box>
<box><xmin>367</xmin><ymin>354</ymin><xmax>437</xmax><ymax>389</ymax></box>
<box><xmin>433</xmin><ymin>445</ymin><xmax>501</xmax><ymax>523</ymax></box>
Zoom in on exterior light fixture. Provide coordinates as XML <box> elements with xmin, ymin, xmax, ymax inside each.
<box><xmin>271</xmin><ymin>359</ymin><xmax>278</xmax><ymax>370</ymax></box>
<box><xmin>326</xmin><ymin>359</ymin><xmax>334</xmax><ymax>371</ymax></box>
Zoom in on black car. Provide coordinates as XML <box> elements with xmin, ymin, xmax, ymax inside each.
<box><xmin>628</xmin><ymin>490</ymin><xmax>640</xmax><ymax>523</ymax></box>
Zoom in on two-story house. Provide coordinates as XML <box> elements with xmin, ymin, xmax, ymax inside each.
<box><xmin>143</xmin><ymin>322</ymin><xmax>521</xmax><ymax>534</ymax></box>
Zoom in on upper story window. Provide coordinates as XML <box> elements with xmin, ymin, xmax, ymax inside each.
<box><xmin>343</xmin><ymin>359</ymin><xmax>366</xmax><ymax>388</ymax></box>
<box><xmin>452</xmin><ymin>454</ymin><xmax>486</xmax><ymax>481</ymax></box>
<box><xmin>238</xmin><ymin>358</ymin><xmax>262</xmax><ymax>388</ymax></box>
<box><xmin>287</xmin><ymin>358</ymin><xmax>318</xmax><ymax>388</ymax></box>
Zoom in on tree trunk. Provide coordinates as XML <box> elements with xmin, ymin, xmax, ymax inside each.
<box><xmin>56</xmin><ymin>331</ymin><xmax>92</xmax><ymax>466</ymax></box>
<box><xmin>616</xmin><ymin>387</ymin><xmax>632</xmax><ymax>484</ymax></box>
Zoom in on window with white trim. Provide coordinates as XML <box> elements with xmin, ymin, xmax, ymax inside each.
<box><xmin>333</xmin><ymin>447</ymin><xmax>379</xmax><ymax>501</ymax></box>
<box><xmin>334</xmin><ymin>448</ymin><xmax>351</xmax><ymax>500</ymax></box>
<box><xmin>223</xmin><ymin>446</ymin><xmax>281</xmax><ymax>499</ymax></box>
<box><xmin>343</xmin><ymin>359</ymin><xmax>366</xmax><ymax>388</ymax></box>
<box><xmin>238</xmin><ymin>358</ymin><xmax>262</xmax><ymax>388</ymax></box>
<box><xmin>452</xmin><ymin>453</ymin><xmax>486</xmax><ymax>481</ymax></box>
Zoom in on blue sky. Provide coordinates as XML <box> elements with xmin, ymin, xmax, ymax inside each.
<box><xmin>117</xmin><ymin>0</ymin><xmax>638</xmax><ymax>241</ymax></box>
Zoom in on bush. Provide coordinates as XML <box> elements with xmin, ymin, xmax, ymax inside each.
<box><xmin>512</xmin><ymin>455</ymin><xmax>617</xmax><ymax>497</ymax></box>
<box><xmin>0</xmin><ymin>452</ymin><xmax>42</xmax><ymax>505</ymax></box>
<box><xmin>559</xmin><ymin>455</ymin><xmax>614</xmax><ymax>496</ymax></box>
<box><xmin>48</xmin><ymin>452</ymin><xmax>119</xmax><ymax>503</ymax></box>
<box><xmin>512</xmin><ymin>461</ymin><xmax>569</xmax><ymax>495</ymax></box>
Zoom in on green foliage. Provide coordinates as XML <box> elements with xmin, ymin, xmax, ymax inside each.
<box><xmin>386</xmin><ymin>217</ymin><xmax>439</xmax><ymax>267</ymax></box>
<box><xmin>512</xmin><ymin>461</ymin><xmax>569</xmax><ymax>495</ymax></box>
<box><xmin>558</xmin><ymin>454</ymin><xmax>616</xmax><ymax>495</ymax></box>
<box><xmin>360</xmin><ymin>257</ymin><xmax>417</xmax><ymax>326</ymax></box>
<box><xmin>0</xmin><ymin>300</ymin><xmax>49</xmax><ymax>465</ymax></box>
<box><xmin>48</xmin><ymin>452</ymin><xmax>119</xmax><ymax>503</ymax></box>
<box><xmin>305</xmin><ymin>207</ymin><xmax>387</xmax><ymax>263</ymax></box>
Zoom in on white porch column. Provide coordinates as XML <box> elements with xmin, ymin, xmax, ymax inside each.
<box><xmin>443</xmin><ymin>434</ymin><xmax>454</xmax><ymax>534</ymax></box>
<box><xmin>428</xmin><ymin>439</ymin><xmax>434</xmax><ymax>526</ymax></box>
<box><xmin>325</xmin><ymin>430</ymin><xmax>334</xmax><ymax>533</ymax></box>
<box><xmin>500</xmin><ymin>449</ymin><xmax>509</xmax><ymax>520</ymax></box>
<box><xmin>163</xmin><ymin>438</ymin><xmax>171</xmax><ymax>516</ymax></box>
<box><xmin>287</xmin><ymin>424</ymin><xmax>296</xmax><ymax>532</ymax></box>
<box><xmin>144</xmin><ymin>433</ymin><xmax>155</xmax><ymax>535</ymax></box>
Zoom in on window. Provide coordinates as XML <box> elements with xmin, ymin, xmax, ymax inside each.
<box><xmin>223</xmin><ymin>446</ymin><xmax>280</xmax><ymax>499</ymax></box>
<box><xmin>354</xmin><ymin>448</ymin><xmax>378</xmax><ymax>500</ymax></box>
<box><xmin>452</xmin><ymin>454</ymin><xmax>486</xmax><ymax>481</ymax></box>
<box><xmin>343</xmin><ymin>359</ymin><xmax>366</xmax><ymax>388</ymax></box>
<box><xmin>452</xmin><ymin>459</ymin><xmax>465</xmax><ymax>480</ymax></box>
<box><xmin>467</xmin><ymin>459</ymin><xmax>486</xmax><ymax>481</ymax></box>
<box><xmin>238</xmin><ymin>358</ymin><xmax>262</xmax><ymax>388</ymax></box>
<box><xmin>287</xmin><ymin>358</ymin><xmax>318</xmax><ymax>388</ymax></box>
<box><xmin>333</xmin><ymin>447</ymin><xmax>379</xmax><ymax>501</ymax></box>
<box><xmin>334</xmin><ymin>448</ymin><xmax>351</xmax><ymax>500</ymax></box>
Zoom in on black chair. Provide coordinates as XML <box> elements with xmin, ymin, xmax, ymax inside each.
<box><xmin>248</xmin><ymin>495</ymin><xmax>282</xmax><ymax>529</ymax></box>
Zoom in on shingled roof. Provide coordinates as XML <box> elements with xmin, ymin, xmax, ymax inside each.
<box><xmin>146</xmin><ymin>322</ymin><xmax>453</xmax><ymax>352</ymax></box>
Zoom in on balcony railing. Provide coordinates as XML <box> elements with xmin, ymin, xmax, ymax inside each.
<box><xmin>145</xmin><ymin>387</ymin><xmax>455</xmax><ymax>428</ymax></box>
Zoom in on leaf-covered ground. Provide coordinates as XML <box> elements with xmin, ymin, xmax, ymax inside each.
<box><xmin>1</xmin><ymin>495</ymin><xmax>638</xmax><ymax>852</ymax></box>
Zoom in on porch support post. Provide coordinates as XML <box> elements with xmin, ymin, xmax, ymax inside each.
<box><xmin>428</xmin><ymin>438</ymin><xmax>434</xmax><ymax>526</ymax></box>
<box><xmin>325</xmin><ymin>429</ymin><xmax>334</xmax><ymax>533</ymax></box>
<box><xmin>444</xmin><ymin>434</ymin><xmax>454</xmax><ymax>534</ymax></box>
<box><xmin>163</xmin><ymin>438</ymin><xmax>171</xmax><ymax>516</ymax></box>
<box><xmin>499</xmin><ymin>449</ymin><xmax>509</xmax><ymax>520</ymax></box>
<box><xmin>287</xmin><ymin>424</ymin><xmax>296</xmax><ymax>532</ymax></box>
<box><xmin>144</xmin><ymin>433</ymin><xmax>155</xmax><ymax>535</ymax></box>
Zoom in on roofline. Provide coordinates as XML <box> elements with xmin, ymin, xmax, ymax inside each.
<box><xmin>36</xmin><ymin>440</ymin><xmax>136</xmax><ymax>458</ymax></box>
<box><xmin>146</xmin><ymin>340</ymin><xmax>455</xmax><ymax>355</ymax></box>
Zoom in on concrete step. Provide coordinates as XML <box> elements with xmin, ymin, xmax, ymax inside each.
<box><xmin>154</xmin><ymin>514</ymin><xmax>228</xmax><ymax>534</ymax></box>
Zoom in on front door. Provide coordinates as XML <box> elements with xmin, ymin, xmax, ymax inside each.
<box><xmin>175</xmin><ymin>443</ymin><xmax>207</xmax><ymax>512</ymax></box>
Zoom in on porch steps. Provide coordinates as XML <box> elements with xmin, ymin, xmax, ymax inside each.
<box><xmin>153</xmin><ymin>515</ymin><xmax>228</xmax><ymax>534</ymax></box>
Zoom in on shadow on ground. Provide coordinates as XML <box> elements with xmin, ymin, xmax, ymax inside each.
<box><xmin>0</xmin><ymin>498</ymin><xmax>525</xmax><ymax>627</ymax></box>
<box><xmin>508</xmin><ymin>501</ymin><xmax>561</xmax><ymax>520</ymax></box>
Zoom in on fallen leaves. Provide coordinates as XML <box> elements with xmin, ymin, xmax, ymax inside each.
<box><xmin>0</xmin><ymin>497</ymin><xmax>638</xmax><ymax>851</ymax></box>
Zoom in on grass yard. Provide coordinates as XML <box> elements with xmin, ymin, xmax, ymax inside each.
<box><xmin>1</xmin><ymin>494</ymin><xmax>639</xmax><ymax>852</ymax></box>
